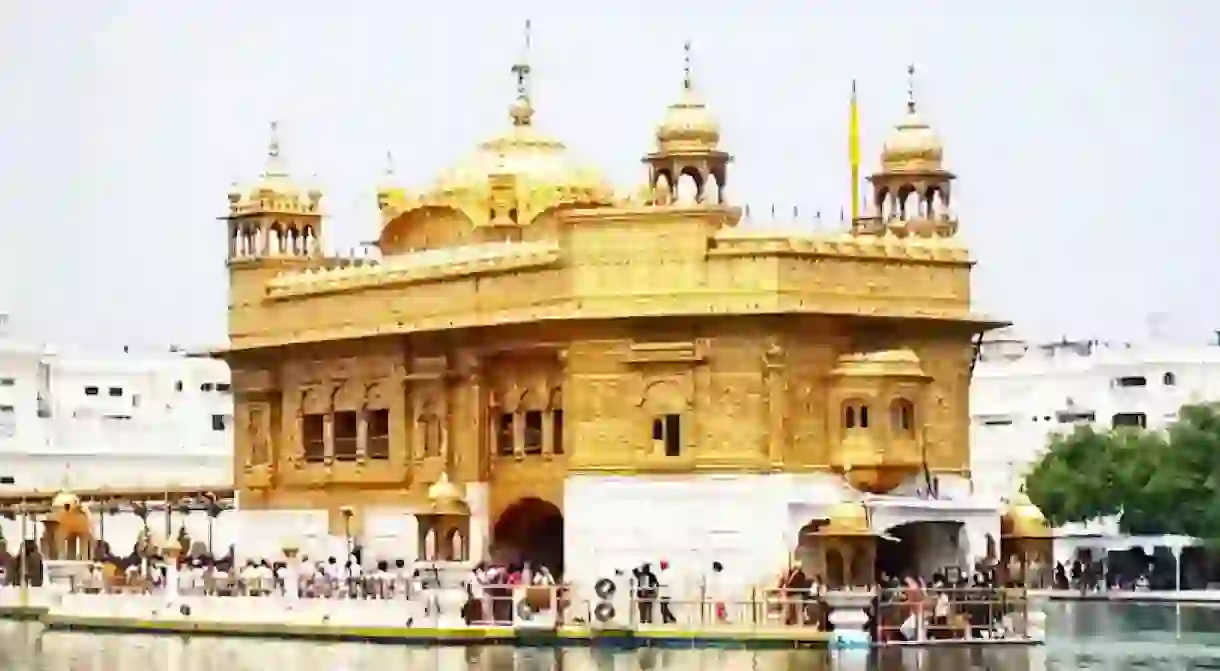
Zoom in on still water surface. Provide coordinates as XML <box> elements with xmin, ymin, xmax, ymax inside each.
<box><xmin>2</xmin><ymin>602</ymin><xmax>1219</xmax><ymax>670</ymax></box>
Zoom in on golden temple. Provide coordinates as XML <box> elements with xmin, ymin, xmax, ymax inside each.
<box><xmin>221</xmin><ymin>35</ymin><xmax>1002</xmax><ymax>566</ymax></box>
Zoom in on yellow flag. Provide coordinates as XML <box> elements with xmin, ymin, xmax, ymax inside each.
<box><xmin>849</xmin><ymin>79</ymin><xmax>861</xmax><ymax>221</ymax></box>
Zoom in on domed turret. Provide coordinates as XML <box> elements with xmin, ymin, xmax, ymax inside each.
<box><xmin>867</xmin><ymin>65</ymin><xmax>957</xmax><ymax>232</ymax></box>
<box><xmin>643</xmin><ymin>41</ymin><xmax>732</xmax><ymax>206</ymax></box>
<box><xmin>225</xmin><ymin>121</ymin><xmax>324</xmax><ymax>261</ymax></box>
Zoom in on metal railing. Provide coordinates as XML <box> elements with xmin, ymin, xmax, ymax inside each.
<box><xmin>874</xmin><ymin>587</ymin><xmax>1030</xmax><ymax>642</ymax></box>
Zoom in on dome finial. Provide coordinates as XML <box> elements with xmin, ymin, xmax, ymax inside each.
<box><xmin>383</xmin><ymin>150</ymin><xmax>396</xmax><ymax>179</ymax></box>
<box><xmin>264</xmin><ymin>120</ymin><xmax>287</xmax><ymax>177</ymax></box>
<box><xmin>683</xmin><ymin>40</ymin><xmax>693</xmax><ymax>91</ymax></box>
<box><xmin>509</xmin><ymin>20</ymin><xmax>535</xmax><ymax>126</ymax></box>
<box><xmin>906</xmin><ymin>63</ymin><xmax>917</xmax><ymax>114</ymax></box>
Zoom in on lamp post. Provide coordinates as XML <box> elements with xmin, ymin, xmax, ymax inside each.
<box><xmin>18</xmin><ymin>498</ymin><xmax>28</xmax><ymax>607</ymax></box>
<box><xmin>339</xmin><ymin>506</ymin><xmax>354</xmax><ymax>557</ymax></box>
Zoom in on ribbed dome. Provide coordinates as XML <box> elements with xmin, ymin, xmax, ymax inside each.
<box><xmin>656</xmin><ymin>85</ymin><xmax>721</xmax><ymax>152</ymax></box>
<box><xmin>881</xmin><ymin>108</ymin><xmax>944</xmax><ymax>172</ymax></box>
<box><xmin>417</xmin><ymin>96</ymin><xmax>615</xmax><ymax>222</ymax></box>
<box><xmin>879</xmin><ymin>66</ymin><xmax>944</xmax><ymax>172</ymax></box>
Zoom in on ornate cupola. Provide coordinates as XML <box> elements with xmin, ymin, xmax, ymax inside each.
<box><xmin>643</xmin><ymin>41</ymin><xmax>731</xmax><ymax>206</ymax></box>
<box><xmin>225</xmin><ymin>121</ymin><xmax>324</xmax><ymax>262</ymax></box>
<box><xmin>867</xmin><ymin>65</ymin><xmax>957</xmax><ymax>239</ymax></box>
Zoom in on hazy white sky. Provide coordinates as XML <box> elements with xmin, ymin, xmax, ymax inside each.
<box><xmin>1</xmin><ymin>1</ymin><xmax>1217</xmax><ymax>349</ymax></box>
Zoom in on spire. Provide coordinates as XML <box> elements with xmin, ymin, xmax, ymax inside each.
<box><xmin>906</xmin><ymin>64</ymin><xmax>917</xmax><ymax>114</ymax></box>
<box><xmin>509</xmin><ymin>20</ymin><xmax>535</xmax><ymax>126</ymax></box>
<box><xmin>683</xmin><ymin>40</ymin><xmax>693</xmax><ymax>91</ymax></box>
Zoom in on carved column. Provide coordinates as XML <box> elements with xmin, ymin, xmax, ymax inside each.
<box><xmin>458</xmin><ymin>352</ymin><xmax>486</xmax><ymax>480</ymax></box>
<box><xmin>324</xmin><ymin>384</ymin><xmax>341</xmax><ymax>461</ymax></box>
<box><xmin>764</xmin><ymin>342</ymin><xmax>788</xmax><ymax>466</ymax></box>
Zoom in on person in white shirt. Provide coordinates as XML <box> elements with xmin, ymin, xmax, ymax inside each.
<box><xmin>657</xmin><ymin>560</ymin><xmax>677</xmax><ymax>624</ymax></box>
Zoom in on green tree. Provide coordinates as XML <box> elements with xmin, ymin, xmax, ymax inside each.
<box><xmin>1023</xmin><ymin>403</ymin><xmax>1220</xmax><ymax>539</ymax></box>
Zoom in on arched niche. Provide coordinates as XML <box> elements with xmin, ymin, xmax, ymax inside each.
<box><xmin>378</xmin><ymin>205</ymin><xmax>475</xmax><ymax>255</ymax></box>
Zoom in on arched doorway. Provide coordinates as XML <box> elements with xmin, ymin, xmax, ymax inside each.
<box><xmin>875</xmin><ymin>521</ymin><xmax>965</xmax><ymax>582</ymax></box>
<box><xmin>492</xmin><ymin>497</ymin><xmax>564</xmax><ymax>577</ymax></box>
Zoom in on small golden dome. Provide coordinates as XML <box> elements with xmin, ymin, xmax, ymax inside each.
<box><xmin>51</xmin><ymin>491</ymin><xmax>79</xmax><ymax>511</ymax></box>
<box><xmin>427</xmin><ymin>473</ymin><xmax>462</xmax><ymax>503</ymax></box>
<box><xmin>228</xmin><ymin>121</ymin><xmax>322</xmax><ymax>216</ymax></box>
<box><xmin>1002</xmin><ymin>492</ymin><xmax>1053</xmax><ymax>539</ymax></box>
<box><xmin>808</xmin><ymin>501</ymin><xmax>875</xmax><ymax>537</ymax></box>
<box><xmin>881</xmin><ymin>110</ymin><xmax>943</xmax><ymax>172</ymax></box>
<box><xmin>832</xmin><ymin>348</ymin><xmax>928</xmax><ymax>379</ymax></box>
<box><xmin>880</xmin><ymin>66</ymin><xmax>943</xmax><ymax>172</ymax></box>
<box><xmin>656</xmin><ymin>85</ymin><xmax>721</xmax><ymax>153</ymax></box>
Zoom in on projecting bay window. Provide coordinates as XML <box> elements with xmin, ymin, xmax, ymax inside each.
<box><xmin>366</xmin><ymin>408</ymin><xmax>390</xmax><ymax>460</ymax></box>
<box><xmin>302</xmin><ymin>414</ymin><xmax>326</xmax><ymax>462</ymax></box>
<box><xmin>333</xmin><ymin>411</ymin><xmax>358</xmax><ymax>461</ymax></box>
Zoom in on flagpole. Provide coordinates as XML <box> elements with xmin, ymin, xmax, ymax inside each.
<box><xmin>849</xmin><ymin>79</ymin><xmax>861</xmax><ymax>222</ymax></box>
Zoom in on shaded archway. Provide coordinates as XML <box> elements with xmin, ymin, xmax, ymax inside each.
<box><xmin>492</xmin><ymin>497</ymin><xmax>564</xmax><ymax>577</ymax></box>
<box><xmin>875</xmin><ymin>521</ymin><xmax>965</xmax><ymax>582</ymax></box>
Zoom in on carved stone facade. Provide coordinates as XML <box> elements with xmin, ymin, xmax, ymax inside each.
<box><xmin>229</xmin><ymin>318</ymin><xmax>979</xmax><ymax>527</ymax></box>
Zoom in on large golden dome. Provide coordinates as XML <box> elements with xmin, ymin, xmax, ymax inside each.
<box><xmin>414</xmin><ymin>96</ymin><xmax>616</xmax><ymax>225</ymax></box>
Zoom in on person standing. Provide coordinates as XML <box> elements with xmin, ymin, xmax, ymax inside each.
<box><xmin>657</xmin><ymin>560</ymin><xmax>677</xmax><ymax>624</ymax></box>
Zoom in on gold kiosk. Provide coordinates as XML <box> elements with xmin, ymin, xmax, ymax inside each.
<box><xmin>1000</xmin><ymin>492</ymin><xmax>1053</xmax><ymax>588</ymax></box>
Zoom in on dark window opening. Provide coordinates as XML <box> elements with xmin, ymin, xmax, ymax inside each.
<box><xmin>1056</xmin><ymin>411</ymin><xmax>1096</xmax><ymax>424</ymax></box>
<box><xmin>982</xmin><ymin>418</ymin><xmax>1014</xmax><ymax>427</ymax></box>
<box><xmin>303</xmin><ymin>414</ymin><xmax>326</xmax><ymax>462</ymax></box>
<box><xmin>552</xmin><ymin>409</ymin><xmax>564</xmax><ymax>455</ymax></box>
<box><xmin>1115</xmin><ymin>376</ymin><xmax>1147</xmax><ymax>388</ymax></box>
<box><xmin>201</xmin><ymin>382</ymin><xmax>214</xmax><ymax>392</ymax></box>
<box><xmin>216</xmin><ymin>383</ymin><xmax>232</xmax><ymax>393</ymax></box>
<box><xmin>1111</xmin><ymin>412</ymin><xmax>1147</xmax><ymax>429</ymax></box>
<box><xmin>333</xmin><ymin>411</ymin><xmax>358</xmax><ymax>460</ymax></box>
<box><xmin>497</xmin><ymin>412</ymin><xmax>515</xmax><ymax>456</ymax></box>
<box><xmin>84</xmin><ymin>386</ymin><xmax>99</xmax><ymax>396</ymax></box>
<box><xmin>367</xmin><ymin>409</ymin><xmax>390</xmax><ymax>460</ymax></box>
<box><xmin>211</xmin><ymin>414</ymin><xmax>227</xmax><ymax>431</ymax></box>
<box><xmin>108</xmin><ymin>387</ymin><xmax>122</xmax><ymax>397</ymax></box>
<box><xmin>844</xmin><ymin>406</ymin><xmax>856</xmax><ymax>429</ymax></box>
<box><xmin>523</xmin><ymin>410</ymin><xmax>543</xmax><ymax>455</ymax></box>
<box><xmin>653</xmin><ymin>414</ymin><xmax>682</xmax><ymax>457</ymax></box>
<box><xmin>890</xmin><ymin>400</ymin><xmax>915</xmax><ymax>437</ymax></box>
<box><xmin>174</xmin><ymin>380</ymin><xmax>184</xmax><ymax>392</ymax></box>
<box><xmin>860</xmin><ymin>405</ymin><xmax>870</xmax><ymax>428</ymax></box>
<box><xmin>1162</xmin><ymin>372</ymin><xmax>1176</xmax><ymax>386</ymax></box>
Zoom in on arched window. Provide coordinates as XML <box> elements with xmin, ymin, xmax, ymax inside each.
<box><xmin>843</xmin><ymin>401</ymin><xmax>870</xmax><ymax>431</ymax></box>
<box><xmin>890</xmin><ymin>399</ymin><xmax>916</xmax><ymax>438</ymax></box>
<box><xmin>1163</xmin><ymin>371</ymin><xmax>1176</xmax><ymax>386</ymax></box>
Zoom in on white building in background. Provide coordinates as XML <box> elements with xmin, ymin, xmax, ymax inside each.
<box><xmin>0</xmin><ymin>312</ymin><xmax>234</xmax><ymax>552</ymax></box>
<box><xmin>969</xmin><ymin>329</ymin><xmax>1220</xmax><ymax>504</ymax></box>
